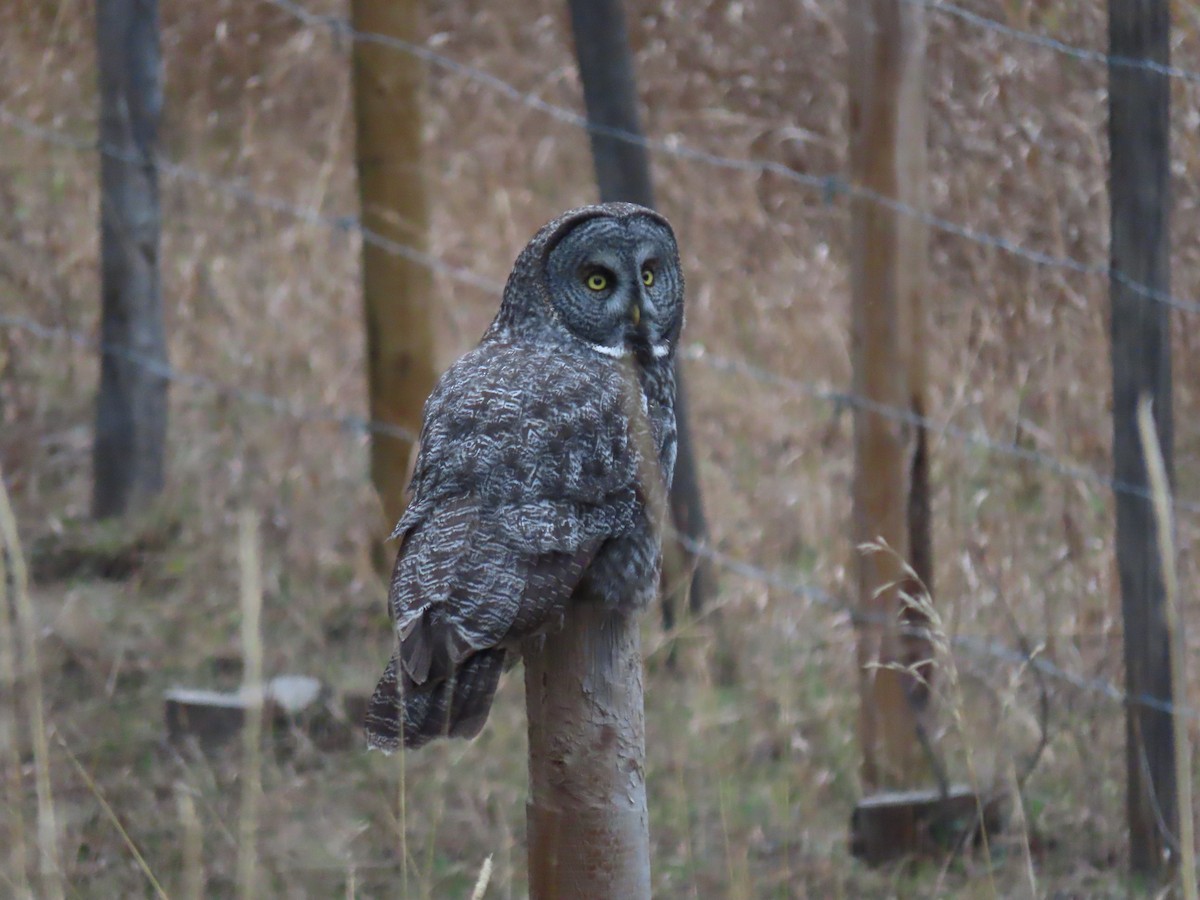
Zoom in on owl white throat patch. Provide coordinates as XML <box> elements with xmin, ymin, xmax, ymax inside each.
<box><xmin>585</xmin><ymin>340</ymin><xmax>671</xmax><ymax>359</ymax></box>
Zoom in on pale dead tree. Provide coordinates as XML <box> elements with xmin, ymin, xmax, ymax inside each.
<box><xmin>349</xmin><ymin>0</ymin><xmax>438</xmax><ymax>535</ymax></box>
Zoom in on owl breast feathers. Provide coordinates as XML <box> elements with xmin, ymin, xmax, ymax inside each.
<box><xmin>366</xmin><ymin>202</ymin><xmax>681</xmax><ymax>751</ymax></box>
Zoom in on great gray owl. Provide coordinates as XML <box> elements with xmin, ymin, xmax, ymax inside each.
<box><xmin>365</xmin><ymin>202</ymin><xmax>683</xmax><ymax>751</ymax></box>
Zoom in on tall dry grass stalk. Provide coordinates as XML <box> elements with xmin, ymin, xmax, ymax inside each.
<box><xmin>397</xmin><ymin>764</ymin><xmax>409</xmax><ymax>899</ymax></box>
<box><xmin>1137</xmin><ymin>396</ymin><xmax>1196</xmax><ymax>899</ymax></box>
<box><xmin>863</xmin><ymin>540</ymin><xmax>998</xmax><ymax>895</ymax></box>
<box><xmin>236</xmin><ymin>510</ymin><xmax>265</xmax><ymax>900</ymax></box>
<box><xmin>177</xmin><ymin>785</ymin><xmax>204</xmax><ymax>900</ymax></box>
<box><xmin>899</xmin><ymin>583</ymin><xmax>996</xmax><ymax>896</ymax></box>
<box><xmin>468</xmin><ymin>853</ymin><xmax>493</xmax><ymax>900</ymax></box>
<box><xmin>58</xmin><ymin>736</ymin><xmax>169</xmax><ymax>899</ymax></box>
<box><xmin>1007</xmin><ymin>760</ymin><xmax>1038</xmax><ymax>898</ymax></box>
<box><xmin>0</xmin><ymin>469</ymin><xmax>62</xmax><ymax>900</ymax></box>
<box><xmin>0</xmin><ymin>525</ymin><xmax>30</xmax><ymax>897</ymax></box>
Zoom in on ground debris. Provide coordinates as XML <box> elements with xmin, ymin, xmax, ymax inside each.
<box><xmin>164</xmin><ymin>675</ymin><xmax>370</xmax><ymax>752</ymax></box>
<box><xmin>850</xmin><ymin>786</ymin><xmax>1007</xmax><ymax>865</ymax></box>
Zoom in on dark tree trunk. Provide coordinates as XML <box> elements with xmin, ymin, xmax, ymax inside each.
<box><xmin>566</xmin><ymin>0</ymin><xmax>655</xmax><ymax>206</ymax></box>
<box><xmin>567</xmin><ymin>0</ymin><xmax>715</xmax><ymax>626</ymax></box>
<box><xmin>93</xmin><ymin>0</ymin><xmax>168</xmax><ymax>519</ymax></box>
<box><xmin>1108</xmin><ymin>0</ymin><xmax>1177</xmax><ymax>879</ymax></box>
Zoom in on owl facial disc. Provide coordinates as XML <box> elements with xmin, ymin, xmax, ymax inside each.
<box><xmin>540</xmin><ymin>209</ymin><xmax>684</xmax><ymax>362</ymax></box>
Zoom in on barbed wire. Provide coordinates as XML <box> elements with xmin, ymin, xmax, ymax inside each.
<box><xmin>674</xmin><ymin>535</ymin><xmax>1195</xmax><ymax>722</ymax></box>
<box><xmin>6</xmin><ymin>282</ymin><xmax>1198</xmax><ymax>520</ymax></box>
<box><xmin>0</xmin><ymin>108</ymin><xmax>502</xmax><ymax>296</ymax></box>
<box><xmin>3</xmin><ymin>10</ymin><xmax>1198</xmax><ymax>730</ymax></box>
<box><xmin>7</xmin><ymin>85</ymin><xmax>1200</xmax><ymax>330</ymax></box>
<box><xmin>7</xmin><ymin>102</ymin><xmax>1200</xmax><ymax>511</ymax></box>
<box><xmin>918</xmin><ymin>0</ymin><xmax>1200</xmax><ymax>86</ymax></box>
<box><xmin>1</xmin><ymin>108</ymin><xmax>1197</xmax><ymax>511</ymax></box>
<box><xmin>0</xmin><ymin>311</ymin><xmax>417</xmax><ymax>442</ymax></box>
<box><xmin>684</xmin><ymin>347</ymin><xmax>1200</xmax><ymax>515</ymax></box>
<box><xmin>5</xmin><ymin>106</ymin><xmax>1197</xmax><ymax>513</ymax></box>
<box><xmin>4</xmin><ymin>308</ymin><xmax>1189</xmax><ymax>724</ymax></box>
<box><xmin>258</xmin><ymin>0</ymin><xmax>1200</xmax><ymax>319</ymax></box>
<box><xmin>4</xmin><ymin>308</ymin><xmax>1196</xmax><ymax>729</ymax></box>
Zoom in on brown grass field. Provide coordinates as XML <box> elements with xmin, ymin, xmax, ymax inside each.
<box><xmin>3</xmin><ymin>0</ymin><xmax>1200</xmax><ymax>896</ymax></box>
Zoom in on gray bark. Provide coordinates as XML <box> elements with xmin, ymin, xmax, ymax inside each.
<box><xmin>1108</xmin><ymin>0</ymin><xmax>1177</xmax><ymax>877</ymax></box>
<box><xmin>93</xmin><ymin>0</ymin><xmax>168</xmax><ymax>518</ymax></box>
<box><xmin>567</xmin><ymin>0</ymin><xmax>714</xmax><ymax>622</ymax></box>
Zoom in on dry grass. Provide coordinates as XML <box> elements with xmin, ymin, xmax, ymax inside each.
<box><xmin>2</xmin><ymin>0</ymin><xmax>1200</xmax><ymax>895</ymax></box>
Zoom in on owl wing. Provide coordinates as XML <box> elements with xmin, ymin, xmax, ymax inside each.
<box><xmin>367</xmin><ymin>343</ymin><xmax>640</xmax><ymax>750</ymax></box>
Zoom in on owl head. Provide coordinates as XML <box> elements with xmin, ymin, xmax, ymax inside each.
<box><xmin>491</xmin><ymin>203</ymin><xmax>684</xmax><ymax>363</ymax></box>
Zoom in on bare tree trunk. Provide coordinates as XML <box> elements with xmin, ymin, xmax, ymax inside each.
<box><xmin>1108</xmin><ymin>0</ymin><xmax>1177</xmax><ymax>879</ymax></box>
<box><xmin>93</xmin><ymin>0</ymin><xmax>167</xmax><ymax>519</ymax></box>
<box><xmin>349</xmin><ymin>0</ymin><xmax>437</xmax><ymax>532</ymax></box>
<box><xmin>847</xmin><ymin>0</ymin><xmax>933</xmax><ymax>791</ymax></box>
<box><xmin>566</xmin><ymin>0</ymin><xmax>715</xmax><ymax>626</ymax></box>
<box><xmin>524</xmin><ymin>600</ymin><xmax>651</xmax><ymax>899</ymax></box>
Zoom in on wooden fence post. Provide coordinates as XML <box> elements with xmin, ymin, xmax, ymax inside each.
<box><xmin>1108</xmin><ymin>0</ymin><xmax>1177</xmax><ymax>879</ymax></box>
<box><xmin>94</xmin><ymin>0</ymin><xmax>168</xmax><ymax>519</ymax></box>
<box><xmin>349</xmin><ymin>0</ymin><xmax>437</xmax><ymax>532</ymax></box>
<box><xmin>566</xmin><ymin>0</ymin><xmax>715</xmax><ymax>625</ymax></box>
<box><xmin>524</xmin><ymin>602</ymin><xmax>651</xmax><ymax>899</ymax></box>
<box><xmin>847</xmin><ymin>0</ymin><xmax>933</xmax><ymax>792</ymax></box>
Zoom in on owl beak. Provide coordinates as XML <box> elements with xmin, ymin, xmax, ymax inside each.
<box><xmin>629</xmin><ymin>302</ymin><xmax>642</xmax><ymax>327</ymax></box>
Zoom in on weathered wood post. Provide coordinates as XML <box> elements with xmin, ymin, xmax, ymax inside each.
<box><xmin>1108</xmin><ymin>0</ymin><xmax>1177</xmax><ymax>880</ymax></box>
<box><xmin>523</xmin><ymin>351</ymin><xmax>657</xmax><ymax>897</ymax></box>
<box><xmin>566</xmin><ymin>0</ymin><xmax>715</xmax><ymax>625</ymax></box>
<box><xmin>94</xmin><ymin>0</ymin><xmax>168</xmax><ymax>519</ymax></box>
<box><xmin>846</xmin><ymin>0</ymin><xmax>933</xmax><ymax>793</ymax></box>
<box><xmin>523</xmin><ymin>602</ymin><xmax>651</xmax><ymax>899</ymax></box>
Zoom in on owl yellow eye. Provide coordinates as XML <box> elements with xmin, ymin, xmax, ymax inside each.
<box><xmin>586</xmin><ymin>273</ymin><xmax>608</xmax><ymax>291</ymax></box>
<box><xmin>641</xmin><ymin>268</ymin><xmax>655</xmax><ymax>287</ymax></box>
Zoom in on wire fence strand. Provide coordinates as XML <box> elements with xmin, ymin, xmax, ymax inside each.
<box><xmin>7</xmin><ymin>81</ymin><xmax>1200</xmax><ymax>323</ymax></box>
<box><xmin>3</xmin><ymin>301</ymin><xmax>1197</xmax><ymax>724</ymax></box>
<box><xmin>0</xmin><ymin>311</ymin><xmax>417</xmax><ymax>442</ymax></box>
<box><xmin>684</xmin><ymin>347</ymin><xmax>1200</xmax><ymax>515</ymax></box>
<box><xmin>3</xmin><ymin>105</ymin><xmax>1200</xmax><ymax>486</ymax></box>
<box><xmin>0</xmin><ymin>107</ymin><xmax>502</xmax><ymax>295</ymax></box>
<box><xmin>6</xmin><ymin>289</ymin><xmax>1199</xmax><ymax>518</ymax></box>
<box><xmin>918</xmin><ymin>0</ymin><xmax>1200</xmax><ymax>85</ymax></box>
<box><xmin>2</xmin><ymin>7</ymin><xmax>1198</xmax><ymax>740</ymax></box>
<box><xmin>257</xmin><ymin>0</ymin><xmax>1200</xmax><ymax>318</ymax></box>
<box><xmin>6</xmin><ymin>295</ymin><xmax>1189</xmax><ymax>721</ymax></box>
<box><xmin>7</xmin><ymin>105</ymin><xmax>1199</xmax><ymax>513</ymax></box>
<box><xmin>674</xmin><ymin>535</ymin><xmax>1196</xmax><ymax>722</ymax></box>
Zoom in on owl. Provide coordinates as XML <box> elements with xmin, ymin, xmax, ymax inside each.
<box><xmin>365</xmin><ymin>202</ymin><xmax>683</xmax><ymax>751</ymax></box>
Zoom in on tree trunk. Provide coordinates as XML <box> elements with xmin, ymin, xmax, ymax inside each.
<box><xmin>847</xmin><ymin>0</ymin><xmax>933</xmax><ymax>791</ymax></box>
<box><xmin>349</xmin><ymin>0</ymin><xmax>437</xmax><ymax>532</ymax></box>
<box><xmin>524</xmin><ymin>601</ymin><xmax>651</xmax><ymax>899</ymax></box>
<box><xmin>566</xmin><ymin>0</ymin><xmax>715</xmax><ymax>624</ymax></box>
<box><xmin>93</xmin><ymin>0</ymin><xmax>168</xmax><ymax>519</ymax></box>
<box><xmin>1108</xmin><ymin>0</ymin><xmax>1177</xmax><ymax>878</ymax></box>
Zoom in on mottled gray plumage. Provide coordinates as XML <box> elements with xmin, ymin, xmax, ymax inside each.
<box><xmin>366</xmin><ymin>203</ymin><xmax>683</xmax><ymax>751</ymax></box>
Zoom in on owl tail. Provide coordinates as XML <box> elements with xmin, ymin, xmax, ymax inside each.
<box><xmin>365</xmin><ymin>648</ymin><xmax>506</xmax><ymax>751</ymax></box>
